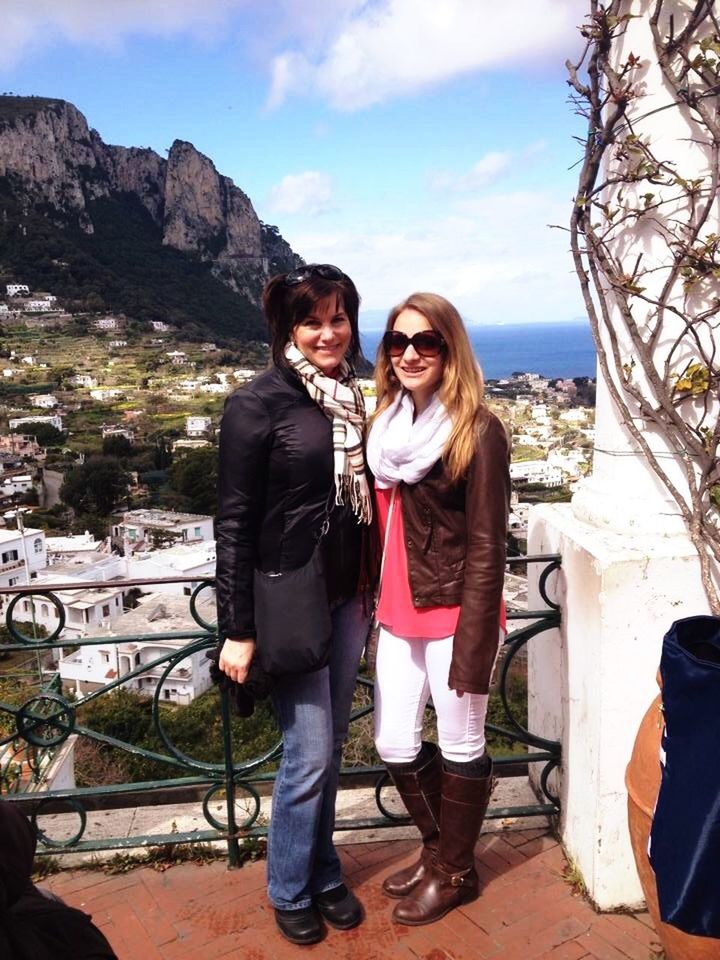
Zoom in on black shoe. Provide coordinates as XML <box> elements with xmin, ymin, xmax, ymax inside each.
<box><xmin>314</xmin><ymin>884</ymin><xmax>364</xmax><ymax>930</ymax></box>
<box><xmin>274</xmin><ymin>905</ymin><xmax>323</xmax><ymax>945</ymax></box>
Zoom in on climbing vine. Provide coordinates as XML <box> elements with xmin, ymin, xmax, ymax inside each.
<box><xmin>568</xmin><ymin>0</ymin><xmax>720</xmax><ymax>611</ymax></box>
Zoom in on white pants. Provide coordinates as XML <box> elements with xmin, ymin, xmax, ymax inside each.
<box><xmin>374</xmin><ymin>627</ymin><xmax>496</xmax><ymax>765</ymax></box>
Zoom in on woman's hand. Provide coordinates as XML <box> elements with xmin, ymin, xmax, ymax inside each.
<box><xmin>219</xmin><ymin>638</ymin><xmax>255</xmax><ymax>684</ymax></box>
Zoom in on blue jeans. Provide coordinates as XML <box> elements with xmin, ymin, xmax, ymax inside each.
<box><xmin>267</xmin><ymin>594</ymin><xmax>369</xmax><ymax>910</ymax></box>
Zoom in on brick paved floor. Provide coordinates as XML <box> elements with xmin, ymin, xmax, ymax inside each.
<box><xmin>45</xmin><ymin>829</ymin><xmax>662</xmax><ymax>959</ymax></box>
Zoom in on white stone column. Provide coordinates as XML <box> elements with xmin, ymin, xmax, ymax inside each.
<box><xmin>527</xmin><ymin>0</ymin><xmax>718</xmax><ymax>909</ymax></box>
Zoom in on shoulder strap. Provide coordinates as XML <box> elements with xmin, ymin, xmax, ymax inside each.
<box><xmin>377</xmin><ymin>486</ymin><xmax>398</xmax><ymax>588</ymax></box>
<box><xmin>316</xmin><ymin>483</ymin><xmax>337</xmax><ymax>542</ymax></box>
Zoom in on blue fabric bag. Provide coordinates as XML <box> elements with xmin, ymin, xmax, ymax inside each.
<box><xmin>649</xmin><ymin>615</ymin><xmax>720</xmax><ymax>937</ymax></box>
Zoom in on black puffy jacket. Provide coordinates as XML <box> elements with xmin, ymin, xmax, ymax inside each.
<box><xmin>215</xmin><ymin>365</ymin><xmax>367</xmax><ymax>639</ymax></box>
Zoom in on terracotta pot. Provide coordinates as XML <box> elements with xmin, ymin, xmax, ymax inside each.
<box><xmin>626</xmin><ymin>693</ymin><xmax>720</xmax><ymax>959</ymax></box>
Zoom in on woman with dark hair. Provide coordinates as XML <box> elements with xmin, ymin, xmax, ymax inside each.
<box><xmin>215</xmin><ymin>264</ymin><xmax>374</xmax><ymax>945</ymax></box>
<box><xmin>367</xmin><ymin>292</ymin><xmax>510</xmax><ymax>926</ymax></box>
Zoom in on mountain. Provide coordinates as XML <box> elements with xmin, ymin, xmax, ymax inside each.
<box><xmin>0</xmin><ymin>96</ymin><xmax>302</xmax><ymax>341</ymax></box>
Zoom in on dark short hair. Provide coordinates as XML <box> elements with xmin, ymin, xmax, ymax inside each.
<box><xmin>262</xmin><ymin>266</ymin><xmax>362</xmax><ymax>368</ymax></box>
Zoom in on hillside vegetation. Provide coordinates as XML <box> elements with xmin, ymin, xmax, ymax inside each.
<box><xmin>0</xmin><ymin>179</ymin><xmax>266</xmax><ymax>342</ymax></box>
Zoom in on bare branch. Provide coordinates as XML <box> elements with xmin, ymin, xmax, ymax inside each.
<box><xmin>568</xmin><ymin>0</ymin><xmax>720</xmax><ymax>613</ymax></box>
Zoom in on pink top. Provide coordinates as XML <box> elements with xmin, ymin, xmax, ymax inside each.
<box><xmin>375</xmin><ymin>485</ymin><xmax>461</xmax><ymax>639</ymax></box>
<box><xmin>374</xmin><ymin>484</ymin><xmax>507</xmax><ymax>640</ymax></box>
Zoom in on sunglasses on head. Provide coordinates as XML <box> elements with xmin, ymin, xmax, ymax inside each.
<box><xmin>284</xmin><ymin>263</ymin><xmax>346</xmax><ymax>286</ymax></box>
<box><xmin>382</xmin><ymin>330</ymin><xmax>446</xmax><ymax>358</ymax></box>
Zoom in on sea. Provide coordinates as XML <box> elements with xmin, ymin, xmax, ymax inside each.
<box><xmin>359</xmin><ymin>320</ymin><xmax>597</xmax><ymax>381</ymax></box>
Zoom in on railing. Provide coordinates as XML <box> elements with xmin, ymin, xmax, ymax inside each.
<box><xmin>0</xmin><ymin>557</ymin><xmax>561</xmax><ymax>865</ymax></box>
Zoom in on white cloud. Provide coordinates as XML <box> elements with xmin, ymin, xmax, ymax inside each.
<box><xmin>430</xmin><ymin>142</ymin><xmax>550</xmax><ymax>192</ymax></box>
<box><xmin>267</xmin><ymin>171</ymin><xmax>335</xmax><ymax>216</ymax></box>
<box><xmin>268</xmin><ymin>0</ymin><xmax>587</xmax><ymax>111</ymax></box>
<box><xmin>430</xmin><ymin>152</ymin><xmax>513</xmax><ymax>192</ymax></box>
<box><xmin>283</xmin><ymin>190</ymin><xmax>581</xmax><ymax>324</ymax></box>
<box><xmin>0</xmin><ymin>0</ymin><xmax>245</xmax><ymax>69</ymax></box>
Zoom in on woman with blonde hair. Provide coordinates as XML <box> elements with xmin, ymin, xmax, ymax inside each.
<box><xmin>367</xmin><ymin>292</ymin><xmax>510</xmax><ymax>926</ymax></box>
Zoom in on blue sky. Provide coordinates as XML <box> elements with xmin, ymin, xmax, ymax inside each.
<box><xmin>0</xmin><ymin>0</ymin><xmax>590</xmax><ymax>327</ymax></box>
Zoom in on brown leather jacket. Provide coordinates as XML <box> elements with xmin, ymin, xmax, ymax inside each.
<box><xmin>399</xmin><ymin>411</ymin><xmax>510</xmax><ymax>695</ymax></box>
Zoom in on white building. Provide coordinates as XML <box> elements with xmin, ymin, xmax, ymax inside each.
<box><xmin>90</xmin><ymin>388</ymin><xmax>122</xmax><ymax>402</ymax></box>
<box><xmin>94</xmin><ymin>317</ymin><xmax>118</xmax><ymax>330</ymax></box>
<box><xmin>8</xmin><ymin>415</ymin><xmax>63</xmax><ymax>432</ymax></box>
<box><xmin>101</xmin><ymin>425</ymin><xmax>134</xmax><ymax>442</ymax></box>
<box><xmin>530</xmin><ymin>404</ymin><xmax>552</xmax><ymax>427</ymax></box>
<box><xmin>6</xmin><ymin>284</ymin><xmax>29</xmax><ymax>297</ymax></box>
<box><xmin>1</xmin><ymin>474</ymin><xmax>34</xmax><ymax>498</ymax></box>
<box><xmin>17</xmin><ymin>582</ymin><xmax>125</xmax><ymax>643</ymax></box>
<box><xmin>166</xmin><ymin>350</ymin><xmax>187</xmax><ymax>365</ymax></box>
<box><xmin>511</xmin><ymin>460</ymin><xmax>563</xmax><ymax>486</ymax></box>
<box><xmin>0</xmin><ymin>304</ymin><xmax>10</xmax><ymax>314</ymax></box>
<box><xmin>151</xmin><ymin>321</ymin><xmax>169</xmax><ymax>332</ymax></box>
<box><xmin>172</xmin><ymin>438</ymin><xmax>212</xmax><ymax>454</ymax></box>
<box><xmin>508</xmin><ymin>502</ymin><xmax>530</xmax><ymax>539</ymax></box>
<box><xmin>514</xmin><ymin>373</ymin><xmax>549</xmax><ymax>392</ymax></box>
<box><xmin>26</xmin><ymin>300</ymin><xmax>54</xmax><ymax>312</ymax></box>
<box><xmin>0</xmin><ymin>526</ymin><xmax>46</xmax><ymax>591</ymax></box>
<box><xmin>58</xmin><ymin>593</ymin><xmax>214</xmax><ymax>705</ymax></box>
<box><xmin>0</xmin><ymin>545</ymin><xmax>126</xmax><ymax>647</ymax></box>
<box><xmin>510</xmin><ymin>460</ymin><xmax>564</xmax><ymax>487</ymax></box>
<box><xmin>186</xmin><ymin>416</ymin><xmax>212</xmax><ymax>437</ymax></box>
<box><xmin>29</xmin><ymin>394</ymin><xmax>58</xmax><ymax>409</ymax></box>
<box><xmin>72</xmin><ymin>374</ymin><xmax>98</xmax><ymax>388</ymax></box>
<box><xmin>45</xmin><ymin>532</ymin><xmax>106</xmax><ymax>564</ymax></box>
<box><xmin>559</xmin><ymin>408</ymin><xmax>591</xmax><ymax>424</ymax></box>
<box><xmin>108</xmin><ymin>340</ymin><xmax>128</xmax><ymax>348</ymax></box>
<box><xmin>177</xmin><ymin>378</ymin><xmax>203</xmax><ymax>392</ymax></box>
<box><xmin>125</xmin><ymin>540</ymin><xmax>216</xmax><ymax>595</ymax></box>
<box><xmin>113</xmin><ymin>509</ymin><xmax>214</xmax><ymax>555</ymax></box>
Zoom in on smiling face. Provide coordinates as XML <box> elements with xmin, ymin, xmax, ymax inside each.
<box><xmin>389</xmin><ymin>307</ymin><xmax>445</xmax><ymax>412</ymax></box>
<box><xmin>292</xmin><ymin>294</ymin><xmax>352</xmax><ymax>377</ymax></box>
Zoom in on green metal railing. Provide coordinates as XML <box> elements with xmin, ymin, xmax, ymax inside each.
<box><xmin>0</xmin><ymin>556</ymin><xmax>561</xmax><ymax>864</ymax></box>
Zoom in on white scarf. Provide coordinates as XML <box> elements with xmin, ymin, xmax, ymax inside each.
<box><xmin>367</xmin><ymin>390</ymin><xmax>452</xmax><ymax>489</ymax></box>
<box><xmin>284</xmin><ymin>342</ymin><xmax>372</xmax><ymax>524</ymax></box>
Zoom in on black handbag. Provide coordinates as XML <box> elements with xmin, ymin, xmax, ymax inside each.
<box><xmin>253</xmin><ymin>494</ymin><xmax>333</xmax><ymax>676</ymax></box>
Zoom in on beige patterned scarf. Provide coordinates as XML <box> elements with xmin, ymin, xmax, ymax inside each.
<box><xmin>285</xmin><ymin>342</ymin><xmax>372</xmax><ymax>524</ymax></box>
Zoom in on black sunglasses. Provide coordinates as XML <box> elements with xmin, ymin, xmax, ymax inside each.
<box><xmin>284</xmin><ymin>263</ymin><xmax>346</xmax><ymax>286</ymax></box>
<box><xmin>382</xmin><ymin>330</ymin><xmax>446</xmax><ymax>358</ymax></box>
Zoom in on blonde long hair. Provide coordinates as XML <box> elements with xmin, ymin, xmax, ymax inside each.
<box><xmin>374</xmin><ymin>292</ymin><xmax>488</xmax><ymax>483</ymax></box>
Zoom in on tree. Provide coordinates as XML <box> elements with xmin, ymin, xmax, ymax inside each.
<box><xmin>169</xmin><ymin>448</ymin><xmax>218</xmax><ymax>515</ymax></box>
<box><xmin>49</xmin><ymin>364</ymin><xmax>76</xmax><ymax>387</ymax></box>
<box><xmin>568</xmin><ymin>1</ymin><xmax>720</xmax><ymax>611</ymax></box>
<box><xmin>102</xmin><ymin>434</ymin><xmax>133</xmax><ymax>459</ymax></box>
<box><xmin>11</xmin><ymin>422</ymin><xmax>66</xmax><ymax>447</ymax></box>
<box><xmin>60</xmin><ymin>456</ymin><xmax>131</xmax><ymax>516</ymax></box>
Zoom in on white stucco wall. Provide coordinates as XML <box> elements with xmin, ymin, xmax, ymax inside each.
<box><xmin>528</xmin><ymin>502</ymin><xmax>711</xmax><ymax>909</ymax></box>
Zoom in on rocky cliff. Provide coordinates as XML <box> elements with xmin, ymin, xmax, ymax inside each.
<box><xmin>0</xmin><ymin>96</ymin><xmax>300</xmax><ymax>314</ymax></box>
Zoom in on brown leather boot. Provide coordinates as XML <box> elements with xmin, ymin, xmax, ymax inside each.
<box><xmin>392</xmin><ymin>759</ymin><xmax>494</xmax><ymax>926</ymax></box>
<box><xmin>382</xmin><ymin>742</ymin><xmax>442</xmax><ymax>898</ymax></box>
